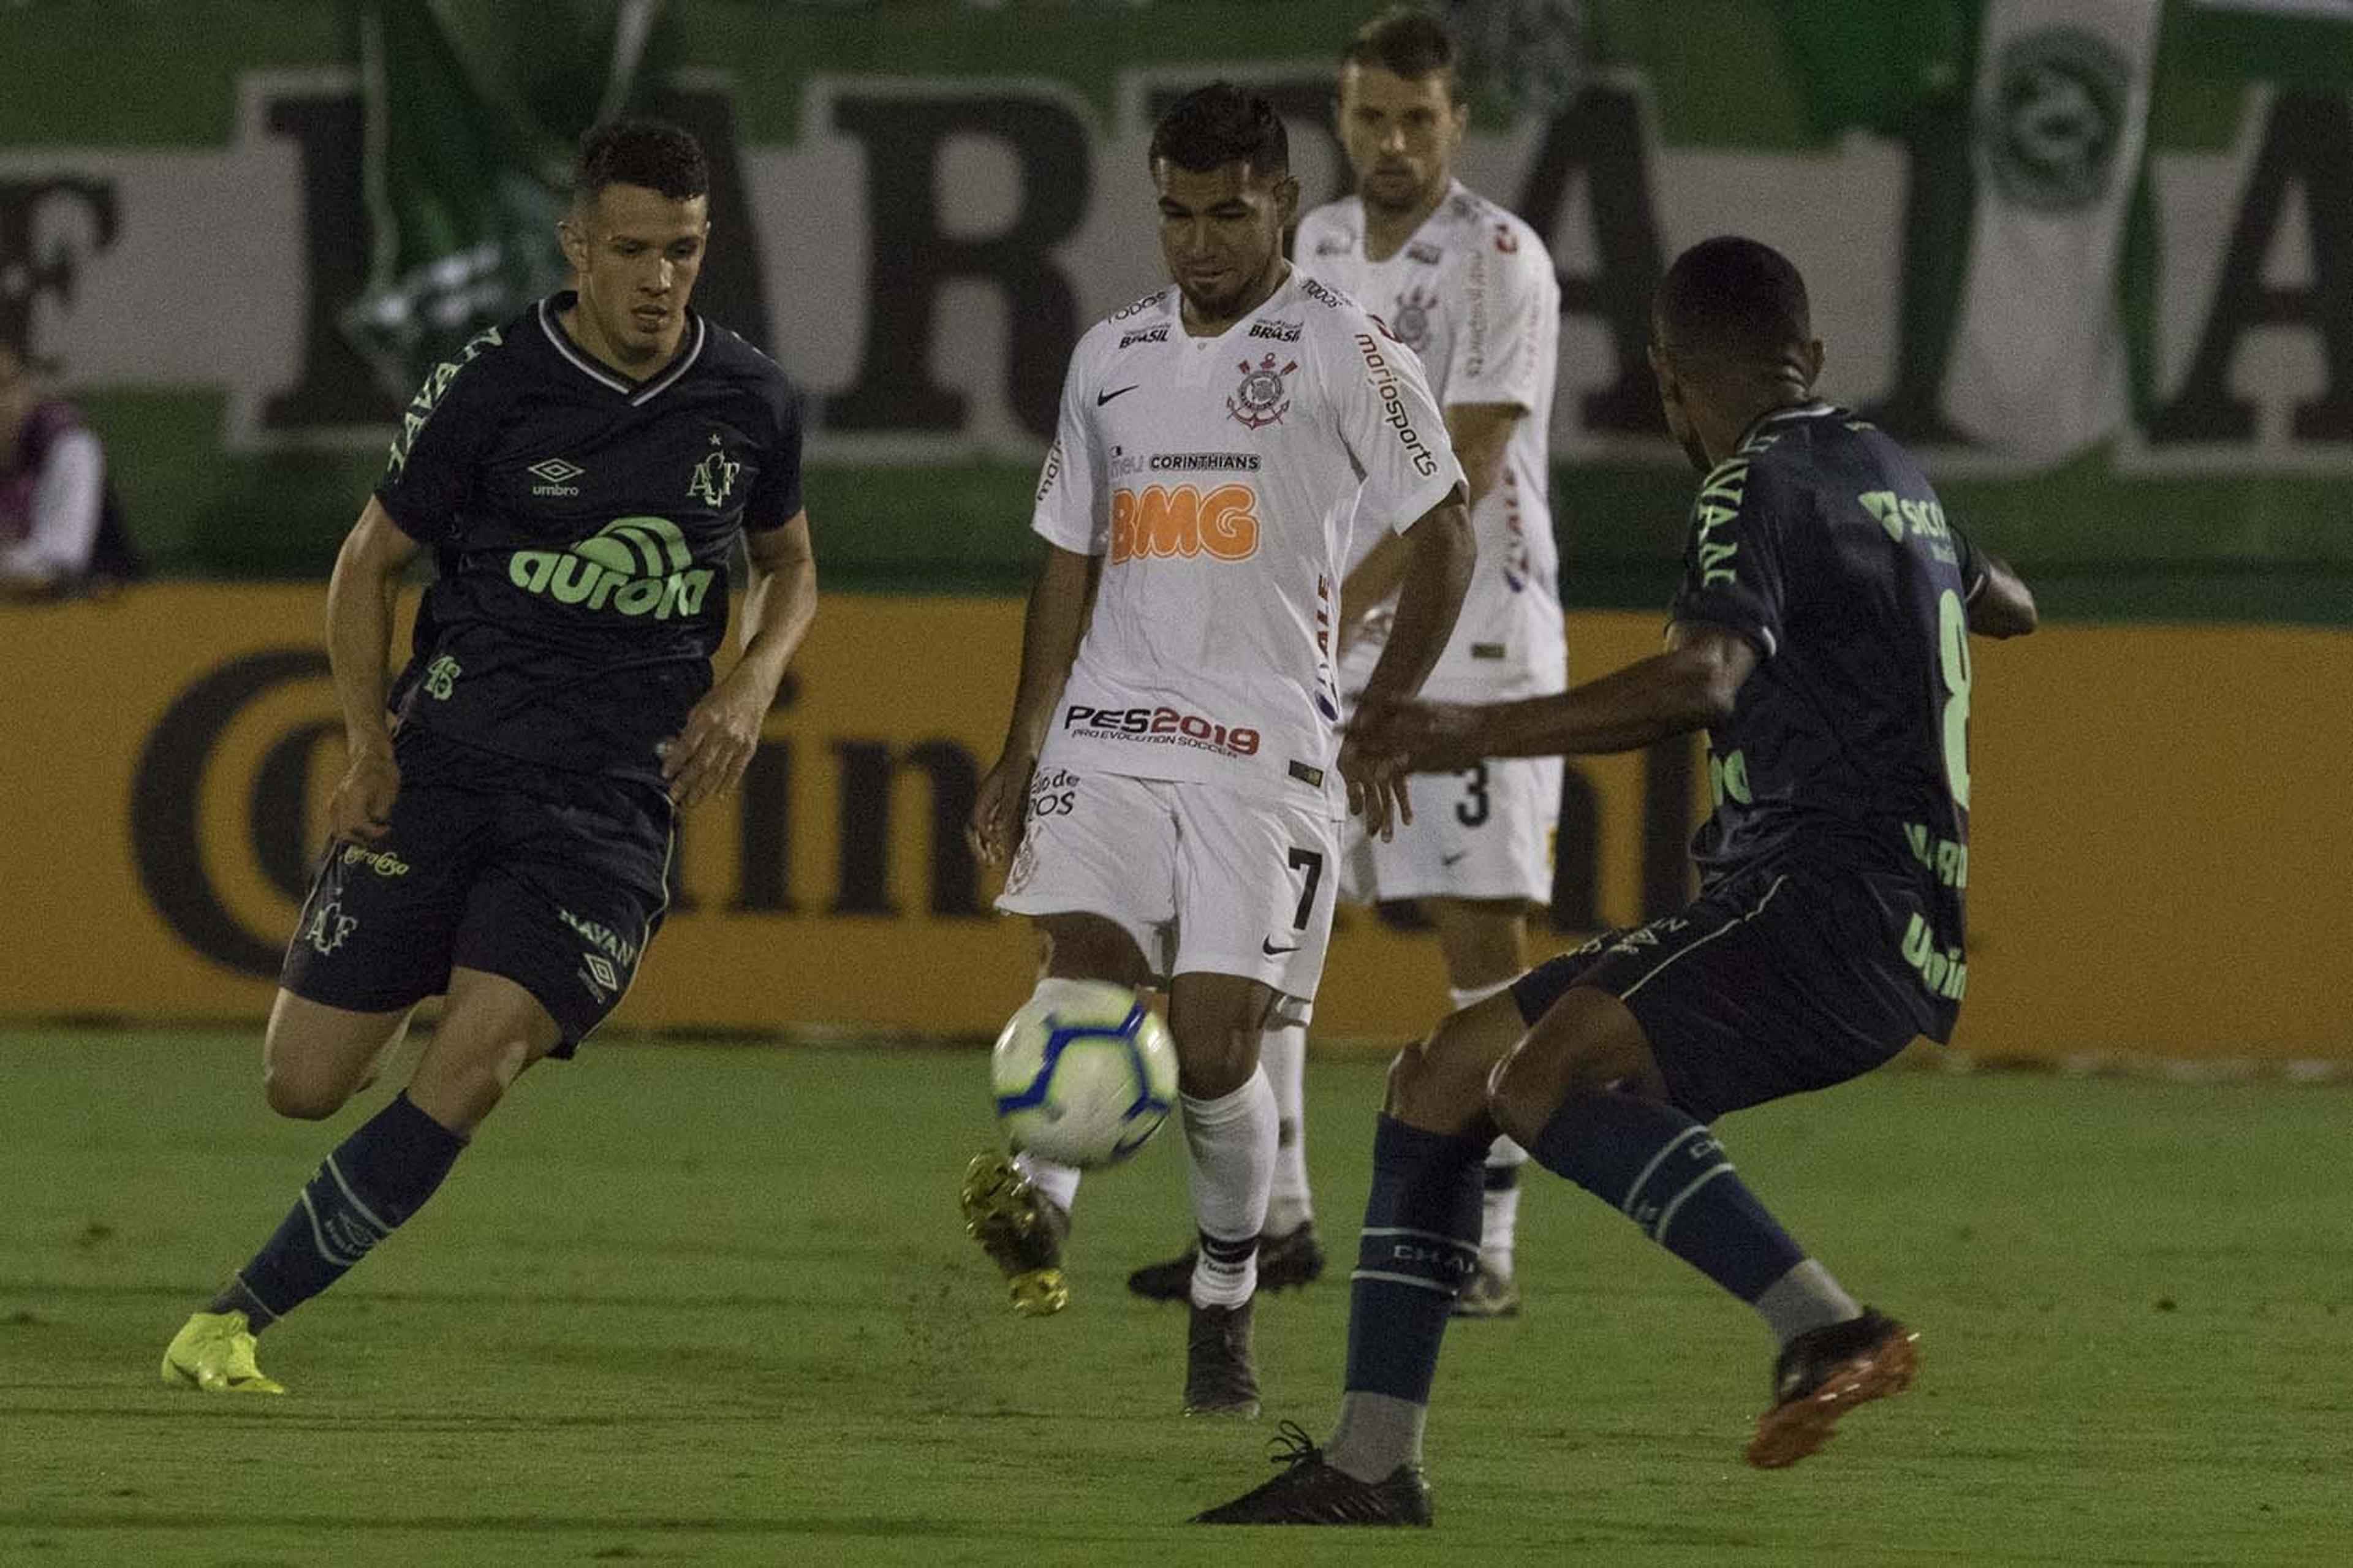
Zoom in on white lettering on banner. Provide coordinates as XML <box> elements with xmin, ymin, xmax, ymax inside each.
<box><xmin>3</xmin><ymin>67</ymin><xmax>2351</xmax><ymax>472</ymax></box>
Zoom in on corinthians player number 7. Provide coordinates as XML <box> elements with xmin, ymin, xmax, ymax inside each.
<box><xmin>961</xmin><ymin>82</ymin><xmax>1474</xmax><ymax>1420</ymax></box>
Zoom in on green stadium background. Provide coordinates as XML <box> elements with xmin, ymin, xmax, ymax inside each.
<box><xmin>2</xmin><ymin>0</ymin><xmax>2349</xmax><ymax>1057</ymax></box>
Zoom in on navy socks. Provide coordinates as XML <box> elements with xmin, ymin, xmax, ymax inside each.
<box><xmin>1527</xmin><ymin>1089</ymin><xmax>1805</xmax><ymax>1303</ymax></box>
<box><xmin>1342</xmin><ymin>1115</ymin><xmax>1489</xmax><ymax>1403</ymax></box>
<box><xmin>214</xmin><ymin>1092</ymin><xmax>468</xmax><ymax>1327</ymax></box>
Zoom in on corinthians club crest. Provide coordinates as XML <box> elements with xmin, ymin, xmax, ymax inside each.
<box><xmin>1391</xmin><ymin>286</ymin><xmax>1440</xmax><ymax>354</ymax></box>
<box><xmin>1227</xmin><ymin>352</ymin><xmax>1297</xmax><ymax>430</ymax></box>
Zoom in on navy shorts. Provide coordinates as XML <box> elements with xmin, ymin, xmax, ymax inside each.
<box><xmin>1509</xmin><ymin>860</ymin><xmax>1943</xmax><ymax>1122</ymax></box>
<box><xmin>279</xmin><ymin>730</ymin><xmax>674</xmax><ymax>1053</ymax></box>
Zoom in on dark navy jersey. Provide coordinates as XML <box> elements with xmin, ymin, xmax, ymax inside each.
<box><xmin>374</xmin><ymin>292</ymin><xmax>803</xmax><ymax>790</ymax></box>
<box><xmin>1669</xmin><ymin>404</ymin><xmax>1984</xmax><ymax>1018</ymax></box>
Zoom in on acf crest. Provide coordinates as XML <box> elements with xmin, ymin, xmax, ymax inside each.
<box><xmin>689</xmin><ymin>433</ymin><xmax>742</xmax><ymax>507</ymax></box>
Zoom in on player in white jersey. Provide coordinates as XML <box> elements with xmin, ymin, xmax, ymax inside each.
<box><xmin>1129</xmin><ymin>7</ymin><xmax>1567</xmax><ymax>1319</ymax></box>
<box><xmin>958</xmin><ymin>83</ymin><xmax>1474</xmax><ymax>1418</ymax></box>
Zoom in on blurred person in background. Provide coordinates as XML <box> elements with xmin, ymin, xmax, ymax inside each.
<box><xmin>0</xmin><ymin>339</ymin><xmax>139</xmax><ymax>600</ymax></box>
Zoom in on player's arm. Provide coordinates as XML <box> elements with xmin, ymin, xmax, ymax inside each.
<box><xmin>972</xmin><ymin>344</ymin><xmax>1107</xmax><ymax>865</ymax></box>
<box><xmin>1336</xmin><ymin>401</ymin><xmax>1519</xmax><ymax>653</ymax></box>
<box><xmin>664</xmin><ymin>512</ymin><xmax>817</xmax><ymax>807</ymax></box>
<box><xmin>322</xmin><ymin>498</ymin><xmax>423</xmax><ymax>842</ymax></box>
<box><xmin>1966</xmin><ymin>550</ymin><xmax>2037</xmax><ymax>638</ymax></box>
<box><xmin>1346</xmin><ymin>483</ymin><xmax>1474</xmax><ymax>836</ymax></box>
<box><xmin>968</xmin><ymin>543</ymin><xmax>1097</xmax><ymax>865</ymax></box>
<box><xmin>1377</xmin><ymin>619</ymin><xmax>1756</xmax><ymax>771</ymax></box>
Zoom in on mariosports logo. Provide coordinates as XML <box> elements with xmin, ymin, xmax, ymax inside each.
<box><xmin>1354</xmin><ymin>333</ymin><xmax>1441</xmax><ymax>479</ymax></box>
<box><xmin>1108</xmin><ymin>483</ymin><xmax>1260</xmax><ymax>565</ymax></box>
<box><xmin>507</xmin><ymin>516</ymin><xmax>716</xmax><ymax>620</ymax></box>
<box><xmin>1063</xmin><ymin>703</ymin><xmax>1262</xmax><ymax>759</ymax></box>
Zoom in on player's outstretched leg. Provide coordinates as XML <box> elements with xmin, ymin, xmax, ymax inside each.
<box><xmin>971</xmin><ymin>920</ymin><xmax>1148</xmax><ymax>1316</ymax></box>
<box><xmin>1127</xmin><ymin>1017</ymin><xmax>1324</xmax><ymax>1303</ymax></box>
<box><xmin>960</xmin><ymin>1147</ymin><xmax>1075</xmax><ymax>1317</ymax></box>
<box><xmin>1192</xmin><ymin>993</ymin><xmax>1525</xmax><ymax>1524</ymax></box>
<box><xmin>1489</xmin><ymin>985</ymin><xmax>1916</xmax><ymax>1468</ymax></box>
<box><xmin>163</xmin><ymin>972</ymin><xmax>556</xmax><ymax>1393</ymax></box>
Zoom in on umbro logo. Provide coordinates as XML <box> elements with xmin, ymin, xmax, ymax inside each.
<box><xmin>530</xmin><ymin>458</ymin><xmax>583</xmax><ymax>496</ymax></box>
<box><xmin>1097</xmin><ymin>385</ymin><xmax>1139</xmax><ymax>406</ymax></box>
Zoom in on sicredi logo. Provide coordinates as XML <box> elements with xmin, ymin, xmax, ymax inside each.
<box><xmin>1107</xmin><ymin>484</ymin><xmax>1259</xmax><ymax>565</ymax></box>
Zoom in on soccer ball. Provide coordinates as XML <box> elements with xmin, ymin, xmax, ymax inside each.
<box><xmin>990</xmin><ymin>978</ymin><xmax>1178</xmax><ymax>1168</ymax></box>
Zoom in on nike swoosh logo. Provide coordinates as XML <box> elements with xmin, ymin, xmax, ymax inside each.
<box><xmin>1441</xmin><ymin>852</ymin><xmax>1469</xmax><ymax>866</ymax></box>
<box><xmin>1096</xmin><ymin>385</ymin><xmax>1140</xmax><ymax>405</ymax></box>
<box><xmin>1262</xmin><ymin>939</ymin><xmax>1300</xmax><ymax>956</ymax></box>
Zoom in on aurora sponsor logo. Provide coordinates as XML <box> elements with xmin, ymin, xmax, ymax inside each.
<box><xmin>507</xmin><ymin>515</ymin><xmax>716</xmax><ymax>620</ymax></box>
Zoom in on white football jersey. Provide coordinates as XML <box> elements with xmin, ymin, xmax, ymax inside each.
<box><xmin>1297</xmin><ymin>180</ymin><xmax>1567</xmax><ymax>702</ymax></box>
<box><xmin>1032</xmin><ymin>270</ymin><xmax>1464</xmax><ymax>808</ymax></box>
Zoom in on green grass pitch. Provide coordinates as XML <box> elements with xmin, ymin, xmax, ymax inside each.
<box><xmin>1</xmin><ymin>1029</ymin><xmax>2347</xmax><ymax>1565</ymax></box>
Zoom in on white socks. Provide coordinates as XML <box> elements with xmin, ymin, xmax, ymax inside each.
<box><xmin>1480</xmin><ymin>1137</ymin><xmax>1526</xmax><ymax>1274</ymax></box>
<box><xmin>1012</xmin><ymin>1150</ymin><xmax>1081</xmax><ymax>1216</ymax></box>
<box><xmin>1259</xmin><ymin>1021</ymin><xmax>1311</xmax><ymax>1235</ymax></box>
<box><xmin>1183</xmin><ymin>1066</ymin><xmax>1278</xmax><ymax>1309</ymax></box>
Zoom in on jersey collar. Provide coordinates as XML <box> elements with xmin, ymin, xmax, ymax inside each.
<box><xmin>537</xmin><ymin>294</ymin><xmax>707</xmax><ymax>405</ymax></box>
<box><xmin>1734</xmin><ymin>400</ymin><xmax>1840</xmax><ymax>453</ymax></box>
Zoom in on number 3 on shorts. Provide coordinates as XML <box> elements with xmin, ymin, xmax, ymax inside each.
<box><xmin>1286</xmin><ymin>847</ymin><xmax>1325</xmax><ymax>930</ymax></box>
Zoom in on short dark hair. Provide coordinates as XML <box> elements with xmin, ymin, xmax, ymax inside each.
<box><xmin>1343</xmin><ymin>6</ymin><xmax>1459</xmax><ymax>89</ymax></box>
<box><xmin>1655</xmin><ymin>237</ymin><xmax>1813</xmax><ymax>368</ymax></box>
<box><xmin>1149</xmin><ymin>83</ymin><xmax>1289</xmax><ymax>178</ymax></box>
<box><xmin>574</xmin><ymin>118</ymin><xmax>709</xmax><ymax>204</ymax></box>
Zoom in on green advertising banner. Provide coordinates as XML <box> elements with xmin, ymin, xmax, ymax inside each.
<box><xmin>2</xmin><ymin>0</ymin><xmax>2349</xmax><ymax>619</ymax></box>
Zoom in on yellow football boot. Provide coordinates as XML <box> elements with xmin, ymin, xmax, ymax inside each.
<box><xmin>161</xmin><ymin>1309</ymin><xmax>287</xmax><ymax>1395</ymax></box>
<box><xmin>960</xmin><ymin>1151</ymin><xmax>1071</xmax><ymax>1317</ymax></box>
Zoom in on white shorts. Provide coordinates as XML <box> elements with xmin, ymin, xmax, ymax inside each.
<box><xmin>1339</xmin><ymin>754</ymin><xmax>1561</xmax><ymax>906</ymax></box>
<box><xmin>996</xmin><ymin>766</ymin><xmax>1341</xmax><ymax>1024</ymax></box>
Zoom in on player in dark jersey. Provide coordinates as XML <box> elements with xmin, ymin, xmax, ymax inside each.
<box><xmin>162</xmin><ymin>119</ymin><xmax>816</xmax><ymax>1395</ymax></box>
<box><xmin>1193</xmin><ymin>237</ymin><xmax>2036</xmax><ymax>1524</ymax></box>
